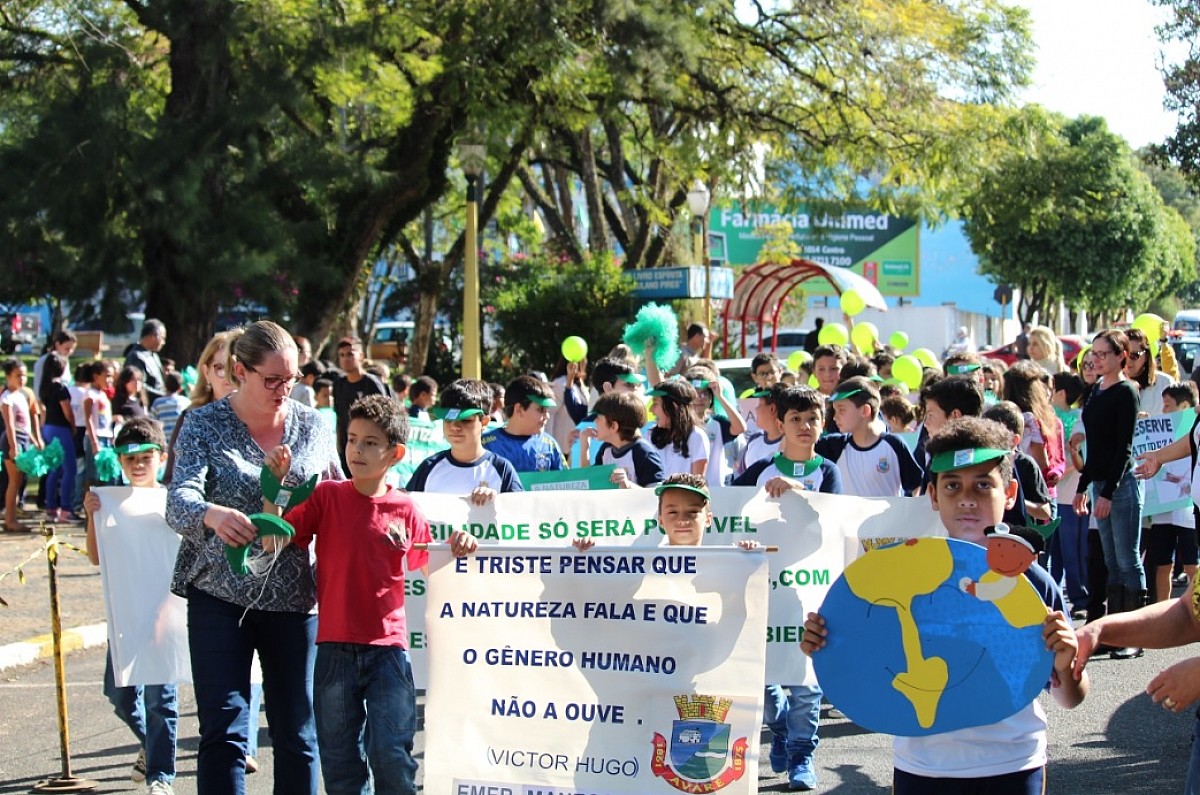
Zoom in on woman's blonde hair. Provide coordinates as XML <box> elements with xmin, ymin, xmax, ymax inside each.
<box><xmin>190</xmin><ymin>330</ymin><xmax>237</xmax><ymax>407</ymax></box>
<box><xmin>1028</xmin><ymin>326</ymin><xmax>1064</xmax><ymax>368</ymax></box>
<box><xmin>228</xmin><ymin>321</ymin><xmax>297</xmax><ymax>386</ymax></box>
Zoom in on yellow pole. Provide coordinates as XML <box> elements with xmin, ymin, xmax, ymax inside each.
<box><xmin>462</xmin><ymin>175</ymin><xmax>482</xmax><ymax>380</ymax></box>
<box><xmin>34</xmin><ymin>533</ymin><xmax>98</xmax><ymax>792</ymax></box>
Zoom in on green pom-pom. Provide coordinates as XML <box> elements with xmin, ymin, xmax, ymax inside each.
<box><xmin>94</xmin><ymin>447</ymin><xmax>122</xmax><ymax>483</ymax></box>
<box><xmin>41</xmin><ymin>438</ymin><xmax>64</xmax><ymax>470</ymax></box>
<box><xmin>622</xmin><ymin>303</ymin><xmax>680</xmax><ymax>372</ymax></box>
<box><xmin>181</xmin><ymin>365</ymin><xmax>198</xmax><ymax>392</ymax></box>
<box><xmin>15</xmin><ymin>446</ymin><xmax>49</xmax><ymax>478</ymax></box>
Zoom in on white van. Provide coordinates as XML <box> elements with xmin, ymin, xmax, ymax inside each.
<box><xmin>1173</xmin><ymin>310</ymin><xmax>1200</xmax><ymax>334</ymax></box>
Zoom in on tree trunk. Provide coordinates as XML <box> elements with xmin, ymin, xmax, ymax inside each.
<box><xmin>578</xmin><ymin>129</ymin><xmax>608</xmax><ymax>255</ymax></box>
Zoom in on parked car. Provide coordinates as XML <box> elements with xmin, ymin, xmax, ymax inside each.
<box><xmin>1171</xmin><ymin>337</ymin><xmax>1200</xmax><ymax>375</ymax></box>
<box><xmin>712</xmin><ymin>357</ymin><xmax>754</xmax><ymax>397</ymax></box>
<box><xmin>748</xmin><ymin>328</ymin><xmax>812</xmax><ymax>357</ymax></box>
<box><xmin>980</xmin><ymin>335</ymin><xmax>1087</xmax><ymax>367</ymax></box>
<box><xmin>368</xmin><ymin>320</ymin><xmax>415</xmax><ymax>363</ymax></box>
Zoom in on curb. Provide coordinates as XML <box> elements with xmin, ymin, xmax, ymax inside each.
<box><xmin>0</xmin><ymin>622</ymin><xmax>108</xmax><ymax>673</ymax></box>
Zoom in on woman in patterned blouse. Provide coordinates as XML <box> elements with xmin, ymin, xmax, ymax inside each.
<box><xmin>167</xmin><ymin>320</ymin><xmax>341</xmax><ymax>795</ymax></box>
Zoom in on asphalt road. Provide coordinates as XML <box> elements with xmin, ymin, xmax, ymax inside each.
<box><xmin>0</xmin><ymin>638</ymin><xmax>1196</xmax><ymax>793</ymax></box>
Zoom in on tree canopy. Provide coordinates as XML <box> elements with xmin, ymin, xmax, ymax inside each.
<box><xmin>0</xmin><ymin>0</ymin><xmax>1036</xmax><ymax>366</ymax></box>
<box><xmin>961</xmin><ymin>113</ymin><xmax>1197</xmax><ymax>324</ymax></box>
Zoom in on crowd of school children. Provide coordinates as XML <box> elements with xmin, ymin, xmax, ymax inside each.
<box><xmin>7</xmin><ymin>315</ymin><xmax>1200</xmax><ymax>794</ymax></box>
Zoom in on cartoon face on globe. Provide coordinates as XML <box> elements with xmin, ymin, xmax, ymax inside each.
<box><xmin>813</xmin><ymin>536</ymin><xmax>1053</xmax><ymax>736</ymax></box>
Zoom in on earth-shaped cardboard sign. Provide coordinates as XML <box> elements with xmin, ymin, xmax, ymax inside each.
<box><xmin>813</xmin><ymin>536</ymin><xmax>1053</xmax><ymax>736</ymax></box>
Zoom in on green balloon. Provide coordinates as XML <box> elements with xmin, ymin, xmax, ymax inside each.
<box><xmin>889</xmin><ymin>331</ymin><xmax>909</xmax><ymax>350</ymax></box>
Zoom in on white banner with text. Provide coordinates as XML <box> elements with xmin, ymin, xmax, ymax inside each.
<box><xmin>406</xmin><ymin>488</ymin><xmax>944</xmax><ymax>687</ymax></box>
<box><xmin>423</xmin><ymin>546</ymin><xmax>768</xmax><ymax>795</ymax></box>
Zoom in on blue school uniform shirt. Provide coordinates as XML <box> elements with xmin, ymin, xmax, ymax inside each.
<box><xmin>481</xmin><ymin>427</ymin><xmax>564</xmax><ymax>473</ymax></box>
<box><xmin>816</xmin><ymin>432</ymin><xmax>924</xmax><ymax>497</ymax></box>
<box><xmin>596</xmin><ymin>437</ymin><xmax>664</xmax><ymax>487</ymax></box>
<box><xmin>405</xmin><ymin>449</ymin><xmax>524</xmax><ymax>494</ymax></box>
<box><xmin>733</xmin><ymin>456</ymin><xmax>843</xmax><ymax>494</ymax></box>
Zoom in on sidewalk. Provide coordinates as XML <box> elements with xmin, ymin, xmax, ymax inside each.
<box><xmin>0</xmin><ymin>518</ymin><xmax>110</xmax><ymax>672</ymax></box>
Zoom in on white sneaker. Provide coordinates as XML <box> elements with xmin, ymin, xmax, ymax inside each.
<box><xmin>131</xmin><ymin>749</ymin><xmax>147</xmax><ymax>783</ymax></box>
<box><xmin>147</xmin><ymin>782</ymin><xmax>174</xmax><ymax>795</ymax></box>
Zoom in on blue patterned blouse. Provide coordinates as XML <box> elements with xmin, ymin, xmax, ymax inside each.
<box><xmin>167</xmin><ymin>397</ymin><xmax>342</xmax><ymax>611</ymax></box>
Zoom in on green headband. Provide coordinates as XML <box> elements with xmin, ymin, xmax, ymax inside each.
<box><xmin>646</xmin><ymin>388</ymin><xmax>693</xmax><ymax>404</ymax></box>
<box><xmin>929</xmin><ymin>447</ymin><xmax>1010</xmax><ymax>473</ymax></box>
<box><xmin>946</xmin><ymin>363</ymin><xmax>981</xmax><ymax>375</ymax></box>
<box><xmin>654</xmin><ymin>482</ymin><xmax>710</xmax><ymax>502</ymax></box>
<box><xmin>260</xmin><ymin>467</ymin><xmax>319</xmax><ymax>510</ymax></box>
<box><xmin>751</xmin><ymin>388</ymin><xmax>772</xmax><ymax>398</ymax></box>
<box><xmin>225</xmin><ymin>513</ymin><xmax>296</xmax><ymax>576</ymax></box>
<box><xmin>829</xmin><ymin>388</ymin><xmax>863</xmax><ymax>403</ymax></box>
<box><xmin>115</xmin><ymin>442</ymin><xmax>162</xmax><ymax>455</ymax></box>
<box><xmin>617</xmin><ymin>373</ymin><xmax>646</xmax><ymax>385</ymax></box>
<box><xmin>433</xmin><ymin>407</ymin><xmax>485</xmax><ymax>421</ymax></box>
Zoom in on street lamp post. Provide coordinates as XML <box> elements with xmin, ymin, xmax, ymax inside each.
<box><xmin>686</xmin><ymin>180</ymin><xmax>712</xmax><ymax>326</ymax></box>
<box><xmin>459</xmin><ymin>138</ymin><xmax>486</xmax><ymax>380</ymax></box>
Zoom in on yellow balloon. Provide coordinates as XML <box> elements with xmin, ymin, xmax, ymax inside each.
<box><xmin>840</xmin><ymin>289</ymin><xmax>866</xmax><ymax>316</ymax></box>
<box><xmin>787</xmin><ymin>350</ymin><xmax>812</xmax><ymax>371</ymax></box>
<box><xmin>818</xmin><ymin>322</ymin><xmax>849</xmax><ymax>347</ymax></box>
<box><xmin>893</xmin><ymin>355</ymin><xmax>923</xmax><ymax>390</ymax></box>
<box><xmin>808</xmin><ymin>374</ymin><xmax>820</xmax><ymax>389</ymax></box>
<box><xmin>1132</xmin><ymin>312</ymin><xmax>1161</xmax><ymax>341</ymax></box>
<box><xmin>561</xmin><ymin>336</ymin><xmax>588</xmax><ymax>362</ymax></box>
<box><xmin>851</xmin><ymin>322</ymin><xmax>879</xmax><ymax>352</ymax></box>
<box><xmin>889</xmin><ymin>331</ymin><xmax>909</xmax><ymax>350</ymax></box>
<box><xmin>912</xmin><ymin>348</ymin><xmax>939</xmax><ymax>369</ymax></box>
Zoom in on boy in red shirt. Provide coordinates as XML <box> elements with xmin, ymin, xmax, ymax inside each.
<box><xmin>266</xmin><ymin>395</ymin><xmax>476</xmax><ymax>794</ymax></box>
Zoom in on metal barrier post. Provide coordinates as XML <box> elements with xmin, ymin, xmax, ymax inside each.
<box><xmin>32</xmin><ymin>532</ymin><xmax>97</xmax><ymax>793</ymax></box>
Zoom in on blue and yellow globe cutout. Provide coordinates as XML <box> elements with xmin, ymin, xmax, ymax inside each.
<box><xmin>813</xmin><ymin>537</ymin><xmax>1053</xmax><ymax>737</ymax></box>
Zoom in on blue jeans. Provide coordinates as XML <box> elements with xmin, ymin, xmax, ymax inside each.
<box><xmin>894</xmin><ymin>766</ymin><xmax>1044</xmax><ymax>794</ymax></box>
<box><xmin>1051</xmin><ymin>501</ymin><xmax>1089</xmax><ymax>606</ymax></box>
<box><xmin>103</xmin><ymin>652</ymin><xmax>178</xmax><ymax>783</ymax></box>
<box><xmin>1092</xmin><ymin>473</ymin><xmax>1146</xmax><ymax>591</ymax></box>
<box><xmin>764</xmin><ymin>683</ymin><xmax>821</xmax><ymax>761</ymax></box>
<box><xmin>315</xmin><ymin>643</ymin><xmax>418</xmax><ymax>795</ymax></box>
<box><xmin>187</xmin><ymin>586</ymin><xmax>318</xmax><ymax>795</ymax></box>
<box><xmin>1187</xmin><ymin>714</ymin><xmax>1200</xmax><ymax>795</ymax></box>
<box><xmin>42</xmin><ymin>424</ymin><xmax>76</xmax><ymax>512</ymax></box>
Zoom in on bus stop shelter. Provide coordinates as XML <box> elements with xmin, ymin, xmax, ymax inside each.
<box><xmin>720</xmin><ymin>259</ymin><xmax>887</xmax><ymax>357</ymax></box>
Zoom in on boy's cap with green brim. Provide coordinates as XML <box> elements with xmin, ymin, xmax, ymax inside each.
<box><xmin>115</xmin><ymin>442</ymin><xmax>163</xmax><ymax>455</ymax></box>
<box><xmin>929</xmin><ymin>447</ymin><xmax>1010</xmax><ymax>473</ymax></box>
<box><xmin>433</xmin><ymin>407</ymin><xmax>485</xmax><ymax>421</ymax></box>
<box><xmin>750</xmin><ymin>388</ymin><xmax>772</xmax><ymax>398</ymax></box>
<box><xmin>617</xmin><ymin>373</ymin><xmax>646</xmax><ymax>385</ymax></box>
<box><xmin>946</xmin><ymin>363</ymin><xmax>981</xmax><ymax>375</ymax></box>
<box><xmin>527</xmin><ymin>395</ymin><xmax>557</xmax><ymax>408</ymax></box>
<box><xmin>654</xmin><ymin>482</ymin><xmax>711</xmax><ymax>502</ymax></box>
<box><xmin>829</xmin><ymin>388</ymin><xmax>863</xmax><ymax>403</ymax></box>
